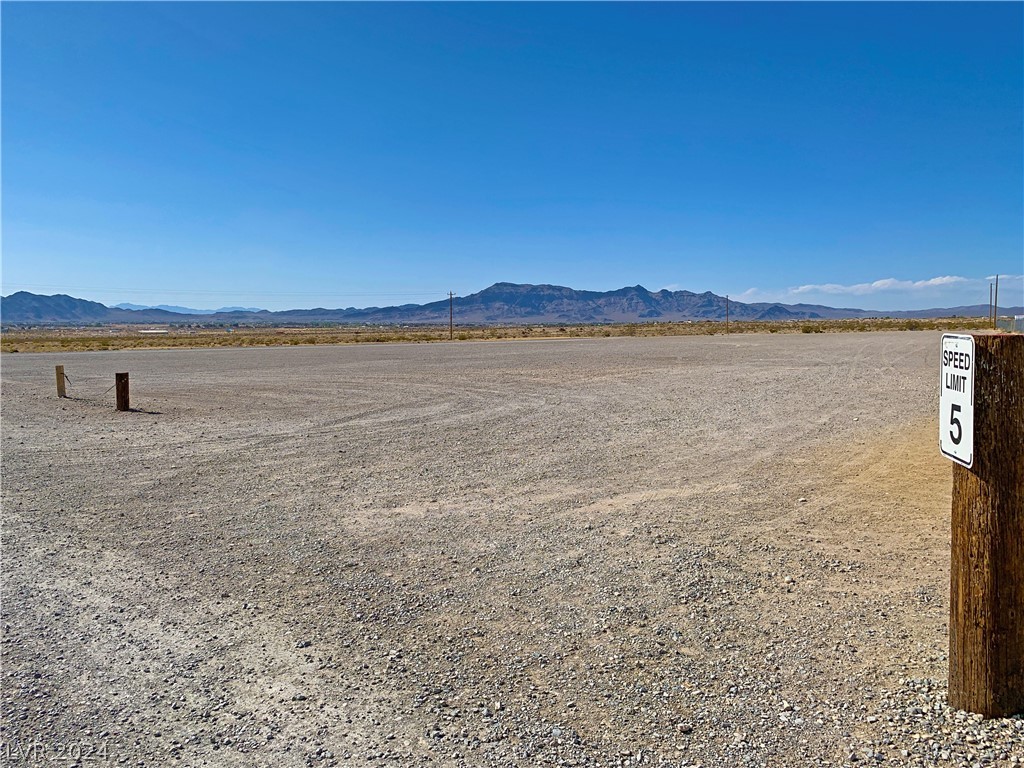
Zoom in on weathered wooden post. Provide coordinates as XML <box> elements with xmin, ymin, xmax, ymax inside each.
<box><xmin>115</xmin><ymin>372</ymin><xmax>130</xmax><ymax>411</ymax></box>
<box><xmin>944</xmin><ymin>333</ymin><xmax>1023</xmax><ymax>717</ymax></box>
<box><xmin>55</xmin><ymin>365</ymin><xmax>67</xmax><ymax>398</ymax></box>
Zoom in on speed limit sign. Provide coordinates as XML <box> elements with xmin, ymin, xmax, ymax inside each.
<box><xmin>939</xmin><ymin>334</ymin><xmax>975</xmax><ymax>467</ymax></box>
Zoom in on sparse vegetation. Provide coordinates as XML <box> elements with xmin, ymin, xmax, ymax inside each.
<box><xmin>0</xmin><ymin>316</ymin><xmax>994</xmax><ymax>353</ymax></box>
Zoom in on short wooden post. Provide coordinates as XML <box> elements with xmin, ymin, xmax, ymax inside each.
<box><xmin>949</xmin><ymin>333</ymin><xmax>1024</xmax><ymax>717</ymax></box>
<box><xmin>55</xmin><ymin>365</ymin><xmax>67</xmax><ymax>398</ymax></box>
<box><xmin>115</xmin><ymin>372</ymin><xmax>130</xmax><ymax>411</ymax></box>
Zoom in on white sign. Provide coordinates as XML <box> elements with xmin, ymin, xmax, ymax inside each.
<box><xmin>939</xmin><ymin>334</ymin><xmax>975</xmax><ymax>467</ymax></box>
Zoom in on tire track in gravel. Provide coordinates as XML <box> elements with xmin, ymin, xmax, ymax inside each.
<box><xmin>7</xmin><ymin>333</ymin><xmax>1017</xmax><ymax>767</ymax></box>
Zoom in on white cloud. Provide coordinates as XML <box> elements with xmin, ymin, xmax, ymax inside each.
<box><xmin>791</xmin><ymin>275</ymin><xmax>971</xmax><ymax>296</ymax></box>
<box><xmin>736</xmin><ymin>287</ymin><xmax>767</xmax><ymax>301</ymax></box>
<box><xmin>736</xmin><ymin>274</ymin><xmax>1023</xmax><ymax>310</ymax></box>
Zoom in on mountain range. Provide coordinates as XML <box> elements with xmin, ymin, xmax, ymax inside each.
<box><xmin>113</xmin><ymin>303</ymin><xmax>265</xmax><ymax>314</ymax></box>
<box><xmin>1</xmin><ymin>283</ymin><xmax>1017</xmax><ymax>326</ymax></box>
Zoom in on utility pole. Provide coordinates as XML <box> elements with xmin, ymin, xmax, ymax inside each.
<box><xmin>994</xmin><ymin>275</ymin><xmax>1000</xmax><ymax>329</ymax></box>
<box><xmin>725</xmin><ymin>295</ymin><xmax>730</xmax><ymax>334</ymax></box>
<box><xmin>990</xmin><ymin>283</ymin><xmax>995</xmax><ymax>326</ymax></box>
<box><xmin>449</xmin><ymin>291</ymin><xmax>454</xmax><ymax>341</ymax></box>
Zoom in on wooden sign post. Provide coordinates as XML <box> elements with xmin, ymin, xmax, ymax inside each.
<box><xmin>115</xmin><ymin>373</ymin><xmax>130</xmax><ymax>412</ymax></box>
<box><xmin>948</xmin><ymin>333</ymin><xmax>1023</xmax><ymax>717</ymax></box>
<box><xmin>55</xmin><ymin>365</ymin><xmax>67</xmax><ymax>398</ymax></box>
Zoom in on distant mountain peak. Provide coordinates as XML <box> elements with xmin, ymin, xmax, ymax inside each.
<box><xmin>113</xmin><ymin>302</ymin><xmax>265</xmax><ymax>314</ymax></box>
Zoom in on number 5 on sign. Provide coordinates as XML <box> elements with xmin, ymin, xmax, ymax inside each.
<box><xmin>939</xmin><ymin>334</ymin><xmax>975</xmax><ymax>467</ymax></box>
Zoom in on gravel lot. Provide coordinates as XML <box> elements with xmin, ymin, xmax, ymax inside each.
<box><xmin>2</xmin><ymin>332</ymin><xmax>1021</xmax><ymax>767</ymax></box>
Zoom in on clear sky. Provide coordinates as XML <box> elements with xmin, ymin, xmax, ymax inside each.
<box><xmin>3</xmin><ymin>2</ymin><xmax>1022</xmax><ymax>312</ymax></box>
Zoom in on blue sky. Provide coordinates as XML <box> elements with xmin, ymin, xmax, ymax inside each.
<box><xmin>3</xmin><ymin>2</ymin><xmax>1021</xmax><ymax>312</ymax></box>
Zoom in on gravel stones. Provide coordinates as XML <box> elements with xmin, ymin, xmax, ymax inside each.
<box><xmin>1</xmin><ymin>334</ymin><xmax>1021</xmax><ymax>766</ymax></box>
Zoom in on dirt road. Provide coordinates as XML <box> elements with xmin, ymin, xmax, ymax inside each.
<box><xmin>2</xmin><ymin>333</ymin><xmax>1020</xmax><ymax>766</ymax></box>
